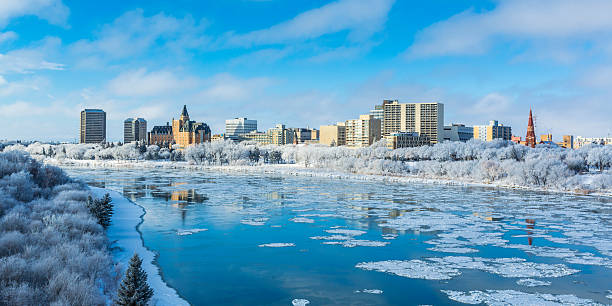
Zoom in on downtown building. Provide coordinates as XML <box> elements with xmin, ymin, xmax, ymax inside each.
<box><xmin>288</xmin><ymin>127</ymin><xmax>320</xmax><ymax>144</ymax></box>
<box><xmin>385</xmin><ymin>132</ymin><xmax>430</xmax><ymax>149</ymax></box>
<box><xmin>148</xmin><ymin>122</ymin><xmax>173</xmax><ymax>147</ymax></box>
<box><xmin>474</xmin><ymin>120</ymin><xmax>512</xmax><ymax>142</ymax></box>
<box><xmin>172</xmin><ymin>105</ymin><xmax>212</xmax><ymax>148</ymax></box>
<box><xmin>345</xmin><ymin>115</ymin><xmax>381</xmax><ymax>147</ymax></box>
<box><xmin>225</xmin><ymin>118</ymin><xmax>257</xmax><ymax>141</ymax></box>
<box><xmin>443</xmin><ymin>124</ymin><xmax>474</xmax><ymax>142</ymax></box>
<box><xmin>124</xmin><ymin>118</ymin><xmax>147</xmax><ymax>143</ymax></box>
<box><xmin>242</xmin><ymin>124</ymin><xmax>296</xmax><ymax>146</ymax></box>
<box><xmin>382</xmin><ymin>100</ymin><xmax>444</xmax><ymax>144</ymax></box>
<box><xmin>319</xmin><ymin>123</ymin><xmax>346</xmax><ymax>146</ymax></box>
<box><xmin>80</xmin><ymin>109</ymin><xmax>106</xmax><ymax>144</ymax></box>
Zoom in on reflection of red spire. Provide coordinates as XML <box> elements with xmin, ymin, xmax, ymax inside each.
<box><xmin>526</xmin><ymin>109</ymin><xmax>536</xmax><ymax>148</ymax></box>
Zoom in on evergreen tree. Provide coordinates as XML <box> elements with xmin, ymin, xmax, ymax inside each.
<box><xmin>115</xmin><ymin>254</ymin><xmax>154</xmax><ymax>306</ymax></box>
<box><xmin>87</xmin><ymin>193</ymin><xmax>113</xmax><ymax>229</ymax></box>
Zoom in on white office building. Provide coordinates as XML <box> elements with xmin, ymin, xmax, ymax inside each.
<box><xmin>225</xmin><ymin>118</ymin><xmax>257</xmax><ymax>141</ymax></box>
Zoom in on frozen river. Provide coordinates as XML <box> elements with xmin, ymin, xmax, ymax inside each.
<box><xmin>64</xmin><ymin>167</ymin><xmax>612</xmax><ymax>305</ymax></box>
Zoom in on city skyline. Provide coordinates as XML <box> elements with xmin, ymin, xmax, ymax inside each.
<box><xmin>1</xmin><ymin>0</ymin><xmax>612</xmax><ymax>141</ymax></box>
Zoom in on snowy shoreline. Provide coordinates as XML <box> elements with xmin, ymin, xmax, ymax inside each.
<box><xmin>53</xmin><ymin>158</ymin><xmax>612</xmax><ymax>198</ymax></box>
<box><xmin>90</xmin><ymin>187</ymin><xmax>189</xmax><ymax>306</ymax></box>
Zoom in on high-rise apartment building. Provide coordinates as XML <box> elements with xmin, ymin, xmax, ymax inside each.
<box><xmin>172</xmin><ymin>105</ymin><xmax>211</xmax><ymax>148</ymax></box>
<box><xmin>124</xmin><ymin>118</ymin><xmax>147</xmax><ymax>143</ymax></box>
<box><xmin>474</xmin><ymin>120</ymin><xmax>512</xmax><ymax>142</ymax></box>
<box><xmin>382</xmin><ymin>100</ymin><xmax>444</xmax><ymax>144</ymax></box>
<box><xmin>319</xmin><ymin>123</ymin><xmax>346</xmax><ymax>146</ymax></box>
<box><xmin>225</xmin><ymin>118</ymin><xmax>257</xmax><ymax>141</ymax></box>
<box><xmin>345</xmin><ymin>114</ymin><xmax>381</xmax><ymax>147</ymax></box>
<box><xmin>80</xmin><ymin>109</ymin><xmax>106</xmax><ymax>144</ymax></box>
<box><xmin>443</xmin><ymin>124</ymin><xmax>474</xmax><ymax>142</ymax></box>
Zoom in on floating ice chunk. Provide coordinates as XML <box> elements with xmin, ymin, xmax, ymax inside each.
<box><xmin>290</xmin><ymin>217</ymin><xmax>315</xmax><ymax>223</ymax></box>
<box><xmin>427</xmin><ymin>246</ymin><xmax>478</xmax><ymax>254</ymax></box>
<box><xmin>607</xmin><ymin>290</ymin><xmax>612</xmax><ymax>300</ymax></box>
<box><xmin>241</xmin><ymin>218</ymin><xmax>268</xmax><ymax>226</ymax></box>
<box><xmin>333</xmin><ymin>240</ymin><xmax>389</xmax><ymax>248</ymax></box>
<box><xmin>310</xmin><ymin>235</ymin><xmax>352</xmax><ymax>240</ymax></box>
<box><xmin>300</xmin><ymin>213</ymin><xmax>337</xmax><ymax>218</ymax></box>
<box><xmin>176</xmin><ymin>228</ymin><xmax>208</xmax><ymax>236</ymax></box>
<box><xmin>292</xmin><ymin>208</ymin><xmax>313</xmax><ymax>212</ymax></box>
<box><xmin>516</xmin><ymin>278</ymin><xmax>551</xmax><ymax>287</ymax></box>
<box><xmin>382</xmin><ymin>234</ymin><xmax>398</xmax><ymax>240</ymax></box>
<box><xmin>292</xmin><ymin>299</ymin><xmax>309</xmax><ymax>306</ymax></box>
<box><xmin>330</xmin><ymin>226</ymin><xmax>343</xmax><ymax>229</ymax></box>
<box><xmin>325</xmin><ymin>229</ymin><xmax>366</xmax><ymax>236</ymax></box>
<box><xmin>356</xmin><ymin>260</ymin><xmax>461</xmax><ymax>280</ymax></box>
<box><xmin>355</xmin><ymin>289</ymin><xmax>383</xmax><ymax>294</ymax></box>
<box><xmin>258</xmin><ymin>243</ymin><xmax>295</xmax><ymax>248</ymax></box>
<box><xmin>442</xmin><ymin>289</ymin><xmax>602</xmax><ymax>305</ymax></box>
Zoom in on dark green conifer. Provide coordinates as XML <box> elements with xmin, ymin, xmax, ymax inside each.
<box><xmin>115</xmin><ymin>254</ymin><xmax>154</xmax><ymax>306</ymax></box>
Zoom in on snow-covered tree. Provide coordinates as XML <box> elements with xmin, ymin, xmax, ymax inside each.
<box><xmin>115</xmin><ymin>254</ymin><xmax>154</xmax><ymax>306</ymax></box>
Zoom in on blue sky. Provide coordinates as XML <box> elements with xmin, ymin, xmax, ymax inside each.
<box><xmin>1</xmin><ymin>0</ymin><xmax>611</xmax><ymax>142</ymax></box>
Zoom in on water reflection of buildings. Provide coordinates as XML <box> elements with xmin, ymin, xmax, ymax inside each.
<box><xmin>472</xmin><ymin>212</ymin><xmax>504</xmax><ymax>221</ymax></box>
<box><xmin>526</xmin><ymin>219</ymin><xmax>535</xmax><ymax>246</ymax></box>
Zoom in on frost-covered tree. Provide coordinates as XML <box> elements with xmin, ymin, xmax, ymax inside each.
<box><xmin>115</xmin><ymin>254</ymin><xmax>154</xmax><ymax>306</ymax></box>
<box><xmin>87</xmin><ymin>193</ymin><xmax>113</xmax><ymax>229</ymax></box>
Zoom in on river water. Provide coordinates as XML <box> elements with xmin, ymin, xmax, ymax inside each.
<box><xmin>63</xmin><ymin>167</ymin><xmax>612</xmax><ymax>305</ymax></box>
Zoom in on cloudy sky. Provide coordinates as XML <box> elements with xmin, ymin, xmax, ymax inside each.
<box><xmin>1</xmin><ymin>0</ymin><xmax>611</xmax><ymax>142</ymax></box>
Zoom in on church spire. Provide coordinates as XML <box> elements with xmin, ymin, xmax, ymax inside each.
<box><xmin>526</xmin><ymin>108</ymin><xmax>536</xmax><ymax>148</ymax></box>
<box><xmin>180</xmin><ymin>105</ymin><xmax>189</xmax><ymax>120</ymax></box>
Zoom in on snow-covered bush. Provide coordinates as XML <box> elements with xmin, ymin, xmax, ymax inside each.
<box><xmin>0</xmin><ymin>151</ymin><xmax>117</xmax><ymax>305</ymax></box>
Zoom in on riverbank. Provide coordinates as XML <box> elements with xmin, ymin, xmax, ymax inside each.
<box><xmin>90</xmin><ymin>187</ymin><xmax>189</xmax><ymax>306</ymax></box>
<box><xmin>51</xmin><ymin>158</ymin><xmax>612</xmax><ymax>198</ymax></box>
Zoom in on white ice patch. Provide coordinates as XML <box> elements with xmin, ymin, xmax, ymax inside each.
<box><xmin>258</xmin><ymin>243</ymin><xmax>295</xmax><ymax>248</ymax></box>
<box><xmin>324</xmin><ymin>240</ymin><xmax>390</xmax><ymax>248</ymax></box>
<box><xmin>176</xmin><ymin>228</ymin><xmax>208</xmax><ymax>236</ymax></box>
<box><xmin>606</xmin><ymin>290</ymin><xmax>612</xmax><ymax>300</ymax></box>
<box><xmin>442</xmin><ymin>289</ymin><xmax>602</xmax><ymax>305</ymax></box>
<box><xmin>292</xmin><ymin>298</ymin><xmax>310</xmax><ymax>306</ymax></box>
<box><xmin>240</xmin><ymin>217</ymin><xmax>269</xmax><ymax>226</ymax></box>
<box><xmin>357</xmin><ymin>256</ymin><xmax>578</xmax><ymax>280</ymax></box>
<box><xmin>516</xmin><ymin>278</ymin><xmax>551</xmax><ymax>287</ymax></box>
<box><xmin>290</xmin><ymin>217</ymin><xmax>315</xmax><ymax>223</ymax></box>
<box><xmin>325</xmin><ymin>229</ymin><xmax>366</xmax><ymax>236</ymax></box>
<box><xmin>355</xmin><ymin>289</ymin><xmax>383</xmax><ymax>294</ymax></box>
<box><xmin>382</xmin><ymin>234</ymin><xmax>398</xmax><ymax>240</ymax></box>
<box><xmin>427</xmin><ymin>246</ymin><xmax>478</xmax><ymax>254</ymax></box>
<box><xmin>310</xmin><ymin>235</ymin><xmax>352</xmax><ymax>240</ymax></box>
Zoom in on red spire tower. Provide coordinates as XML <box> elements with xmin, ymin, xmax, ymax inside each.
<box><xmin>526</xmin><ymin>109</ymin><xmax>536</xmax><ymax>148</ymax></box>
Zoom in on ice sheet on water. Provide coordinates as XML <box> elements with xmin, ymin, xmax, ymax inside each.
<box><xmin>355</xmin><ymin>289</ymin><xmax>383</xmax><ymax>294</ymax></box>
<box><xmin>427</xmin><ymin>246</ymin><xmax>478</xmax><ymax>254</ymax></box>
<box><xmin>176</xmin><ymin>228</ymin><xmax>208</xmax><ymax>236</ymax></box>
<box><xmin>240</xmin><ymin>217</ymin><xmax>269</xmax><ymax>226</ymax></box>
<box><xmin>289</xmin><ymin>217</ymin><xmax>315</xmax><ymax>223</ymax></box>
<box><xmin>607</xmin><ymin>290</ymin><xmax>612</xmax><ymax>300</ymax></box>
<box><xmin>516</xmin><ymin>278</ymin><xmax>551</xmax><ymax>287</ymax></box>
<box><xmin>292</xmin><ymin>299</ymin><xmax>309</xmax><ymax>306</ymax></box>
<box><xmin>382</xmin><ymin>234</ymin><xmax>398</xmax><ymax>240</ymax></box>
<box><xmin>324</xmin><ymin>240</ymin><xmax>389</xmax><ymax>248</ymax></box>
<box><xmin>442</xmin><ymin>289</ymin><xmax>603</xmax><ymax>305</ymax></box>
<box><xmin>356</xmin><ymin>256</ymin><xmax>578</xmax><ymax>280</ymax></box>
<box><xmin>310</xmin><ymin>235</ymin><xmax>352</xmax><ymax>240</ymax></box>
<box><xmin>325</xmin><ymin>229</ymin><xmax>366</xmax><ymax>236</ymax></box>
<box><xmin>258</xmin><ymin>243</ymin><xmax>295</xmax><ymax>248</ymax></box>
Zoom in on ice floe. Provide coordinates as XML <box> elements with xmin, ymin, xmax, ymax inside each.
<box><xmin>289</xmin><ymin>217</ymin><xmax>315</xmax><ymax>223</ymax></box>
<box><xmin>442</xmin><ymin>289</ymin><xmax>603</xmax><ymax>305</ymax></box>
<box><xmin>240</xmin><ymin>217</ymin><xmax>269</xmax><ymax>226</ymax></box>
<box><xmin>258</xmin><ymin>243</ymin><xmax>295</xmax><ymax>248</ymax></box>
<box><xmin>291</xmin><ymin>298</ymin><xmax>310</xmax><ymax>306</ymax></box>
<box><xmin>515</xmin><ymin>278</ymin><xmax>551</xmax><ymax>287</ymax></box>
<box><xmin>356</xmin><ymin>256</ymin><xmax>579</xmax><ymax>280</ymax></box>
<box><xmin>325</xmin><ymin>229</ymin><xmax>366</xmax><ymax>236</ymax></box>
<box><xmin>324</xmin><ymin>240</ymin><xmax>389</xmax><ymax>248</ymax></box>
<box><xmin>176</xmin><ymin>228</ymin><xmax>208</xmax><ymax>236</ymax></box>
<box><xmin>355</xmin><ymin>289</ymin><xmax>383</xmax><ymax>294</ymax></box>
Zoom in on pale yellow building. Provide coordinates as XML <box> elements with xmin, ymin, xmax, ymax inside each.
<box><xmin>242</xmin><ymin>124</ymin><xmax>295</xmax><ymax>145</ymax></box>
<box><xmin>172</xmin><ymin>105</ymin><xmax>211</xmax><ymax>148</ymax></box>
<box><xmin>345</xmin><ymin>114</ymin><xmax>381</xmax><ymax>147</ymax></box>
<box><xmin>382</xmin><ymin>100</ymin><xmax>444</xmax><ymax>144</ymax></box>
<box><xmin>319</xmin><ymin>123</ymin><xmax>346</xmax><ymax>146</ymax></box>
<box><xmin>473</xmin><ymin>120</ymin><xmax>512</xmax><ymax>142</ymax></box>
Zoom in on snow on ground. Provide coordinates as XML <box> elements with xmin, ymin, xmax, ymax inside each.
<box><xmin>442</xmin><ymin>289</ymin><xmax>603</xmax><ymax>305</ymax></box>
<box><xmin>91</xmin><ymin>187</ymin><xmax>189</xmax><ymax>306</ymax></box>
<box><xmin>258</xmin><ymin>243</ymin><xmax>296</xmax><ymax>248</ymax></box>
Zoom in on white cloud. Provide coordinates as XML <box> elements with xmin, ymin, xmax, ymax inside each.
<box><xmin>0</xmin><ymin>75</ymin><xmax>49</xmax><ymax>97</ymax></box>
<box><xmin>408</xmin><ymin>0</ymin><xmax>612</xmax><ymax>57</ymax></box>
<box><xmin>224</xmin><ymin>0</ymin><xmax>395</xmax><ymax>47</ymax></box>
<box><xmin>472</xmin><ymin>92</ymin><xmax>512</xmax><ymax>115</ymax></box>
<box><xmin>0</xmin><ymin>0</ymin><xmax>69</xmax><ymax>28</ymax></box>
<box><xmin>0</xmin><ymin>31</ymin><xmax>17</xmax><ymax>43</ymax></box>
<box><xmin>0</xmin><ymin>37</ymin><xmax>64</xmax><ymax>74</ymax></box>
<box><xmin>579</xmin><ymin>66</ymin><xmax>612</xmax><ymax>88</ymax></box>
<box><xmin>197</xmin><ymin>73</ymin><xmax>273</xmax><ymax>102</ymax></box>
<box><xmin>70</xmin><ymin>9</ymin><xmax>207</xmax><ymax>63</ymax></box>
<box><xmin>107</xmin><ymin>68</ymin><xmax>197</xmax><ymax>97</ymax></box>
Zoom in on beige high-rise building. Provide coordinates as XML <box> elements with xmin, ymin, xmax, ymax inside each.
<box><xmin>382</xmin><ymin>101</ymin><xmax>444</xmax><ymax>143</ymax></box>
<box><xmin>319</xmin><ymin>122</ymin><xmax>346</xmax><ymax>146</ymax></box>
<box><xmin>474</xmin><ymin>120</ymin><xmax>512</xmax><ymax>142</ymax></box>
<box><xmin>124</xmin><ymin>118</ymin><xmax>147</xmax><ymax>143</ymax></box>
<box><xmin>345</xmin><ymin>114</ymin><xmax>381</xmax><ymax>147</ymax></box>
<box><xmin>80</xmin><ymin>109</ymin><xmax>106</xmax><ymax>144</ymax></box>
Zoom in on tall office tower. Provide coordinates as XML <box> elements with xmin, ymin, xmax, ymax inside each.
<box><xmin>225</xmin><ymin>117</ymin><xmax>257</xmax><ymax>141</ymax></box>
<box><xmin>382</xmin><ymin>100</ymin><xmax>444</xmax><ymax>144</ymax></box>
<box><xmin>345</xmin><ymin>114</ymin><xmax>381</xmax><ymax>147</ymax></box>
<box><xmin>80</xmin><ymin>109</ymin><xmax>106</xmax><ymax>144</ymax></box>
<box><xmin>124</xmin><ymin>118</ymin><xmax>147</xmax><ymax>143</ymax></box>
<box><xmin>474</xmin><ymin>120</ymin><xmax>512</xmax><ymax>142</ymax></box>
